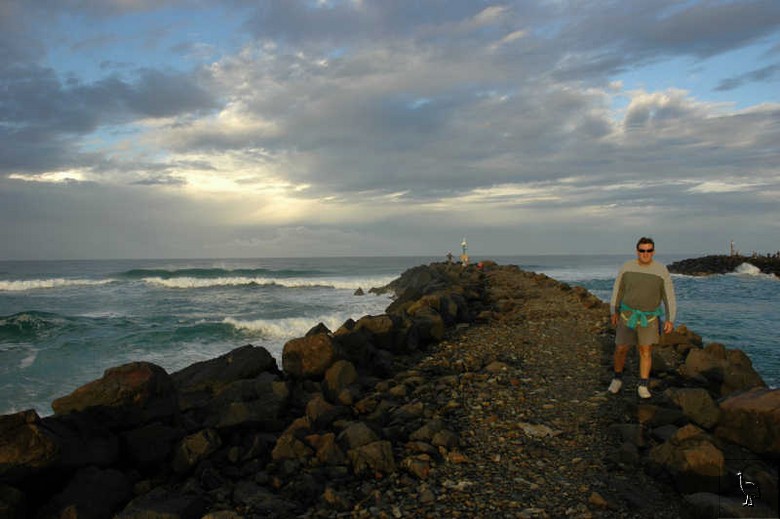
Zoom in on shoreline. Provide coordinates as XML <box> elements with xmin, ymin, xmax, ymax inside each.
<box><xmin>1</xmin><ymin>261</ymin><xmax>777</xmax><ymax>518</ymax></box>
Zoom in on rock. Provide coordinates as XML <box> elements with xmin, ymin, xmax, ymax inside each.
<box><xmin>0</xmin><ymin>410</ymin><xmax>60</xmax><ymax>480</ymax></box>
<box><xmin>636</xmin><ymin>404</ymin><xmax>686</xmax><ymax>428</ymax></box>
<box><xmin>348</xmin><ymin>441</ymin><xmax>396</xmax><ymax>476</ymax></box>
<box><xmin>305</xmin><ymin>394</ymin><xmax>349</xmax><ymax>429</ymax></box>
<box><xmin>0</xmin><ymin>484</ymin><xmax>25</xmax><ymax>519</ymax></box>
<box><xmin>402</xmin><ymin>455</ymin><xmax>432</xmax><ymax>479</ymax></box>
<box><xmin>116</xmin><ymin>488</ymin><xmax>207</xmax><ymax>519</ymax></box>
<box><xmin>202</xmin><ymin>373</ymin><xmax>289</xmax><ymax>430</ymax></box>
<box><xmin>308</xmin><ymin>432</ymin><xmax>347</xmax><ymax>466</ymax></box>
<box><xmin>683</xmin><ymin>347</ymin><xmax>766</xmax><ymax>397</ymax></box>
<box><xmin>354</xmin><ymin>287</ymin><xmax>365</xmax><ymax>296</ymax></box>
<box><xmin>39</xmin><ymin>466</ymin><xmax>132</xmax><ymax>519</ymax></box>
<box><xmin>608</xmin><ymin>423</ymin><xmax>646</xmax><ymax>447</ymax></box>
<box><xmin>306</xmin><ymin>323</ymin><xmax>332</xmax><ymax>336</ymax></box>
<box><xmin>588</xmin><ymin>491</ymin><xmax>609</xmax><ymax>508</ymax></box>
<box><xmin>121</xmin><ymin>423</ymin><xmax>183</xmax><ymax>468</ymax></box>
<box><xmin>683</xmin><ymin>492</ymin><xmax>777</xmax><ymax>519</ymax></box>
<box><xmin>667</xmin><ymin>387</ymin><xmax>721</xmax><ymax>430</ymax></box>
<box><xmin>431</xmin><ymin>429</ymin><xmax>459</xmax><ymax>450</ymax></box>
<box><xmin>172</xmin><ymin>428</ymin><xmax>222</xmax><ymax>473</ymax></box>
<box><xmin>172</xmin><ymin>345</ymin><xmax>277</xmax><ymax>402</ymax></box>
<box><xmin>649</xmin><ymin>424</ymin><xmax>725</xmax><ymax>494</ymax></box>
<box><xmin>51</xmin><ymin>362</ymin><xmax>178</xmax><ymax>428</ymax></box>
<box><xmin>283</xmin><ymin>333</ymin><xmax>336</xmax><ymax>379</ymax></box>
<box><xmin>41</xmin><ymin>412</ymin><xmax>119</xmax><ymax>470</ymax></box>
<box><xmin>324</xmin><ymin>360</ymin><xmax>358</xmax><ymax>402</ymax></box>
<box><xmin>715</xmin><ymin>387</ymin><xmax>780</xmax><ymax>456</ymax></box>
<box><xmin>338</xmin><ymin>422</ymin><xmax>380</xmax><ymax>450</ymax></box>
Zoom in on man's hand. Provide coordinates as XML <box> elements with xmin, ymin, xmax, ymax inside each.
<box><xmin>663</xmin><ymin>321</ymin><xmax>674</xmax><ymax>334</ymax></box>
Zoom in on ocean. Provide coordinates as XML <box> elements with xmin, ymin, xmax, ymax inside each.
<box><xmin>1</xmin><ymin>254</ymin><xmax>777</xmax><ymax>416</ymax></box>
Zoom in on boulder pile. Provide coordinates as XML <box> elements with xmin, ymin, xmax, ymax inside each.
<box><xmin>0</xmin><ymin>262</ymin><xmax>485</xmax><ymax>518</ymax></box>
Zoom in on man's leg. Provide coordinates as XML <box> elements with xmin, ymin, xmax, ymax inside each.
<box><xmin>638</xmin><ymin>344</ymin><xmax>652</xmax><ymax>379</ymax></box>
<box><xmin>614</xmin><ymin>344</ymin><xmax>630</xmax><ymax>374</ymax></box>
<box><xmin>609</xmin><ymin>344</ymin><xmax>630</xmax><ymax>393</ymax></box>
<box><xmin>637</xmin><ymin>344</ymin><xmax>652</xmax><ymax>398</ymax></box>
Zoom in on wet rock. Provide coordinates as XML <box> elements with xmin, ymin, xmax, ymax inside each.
<box><xmin>666</xmin><ymin>387</ymin><xmax>720</xmax><ymax>430</ymax></box>
<box><xmin>121</xmin><ymin>423</ymin><xmax>183</xmax><ymax>468</ymax></box>
<box><xmin>715</xmin><ymin>387</ymin><xmax>780</xmax><ymax>456</ymax></box>
<box><xmin>51</xmin><ymin>362</ymin><xmax>178</xmax><ymax>428</ymax></box>
<box><xmin>200</xmin><ymin>373</ymin><xmax>290</xmax><ymax>430</ymax></box>
<box><xmin>324</xmin><ymin>360</ymin><xmax>358</xmax><ymax>402</ymax></box>
<box><xmin>649</xmin><ymin>424</ymin><xmax>725</xmax><ymax>494</ymax></box>
<box><xmin>348</xmin><ymin>441</ymin><xmax>396</xmax><ymax>476</ymax></box>
<box><xmin>0</xmin><ymin>484</ymin><xmax>25</xmax><ymax>518</ymax></box>
<box><xmin>338</xmin><ymin>422</ymin><xmax>380</xmax><ymax>450</ymax></box>
<box><xmin>172</xmin><ymin>428</ymin><xmax>222</xmax><ymax>474</ymax></box>
<box><xmin>283</xmin><ymin>333</ymin><xmax>336</xmax><ymax>379</ymax></box>
<box><xmin>39</xmin><ymin>466</ymin><xmax>132</xmax><ymax>519</ymax></box>
<box><xmin>116</xmin><ymin>487</ymin><xmax>207</xmax><ymax>519</ymax></box>
<box><xmin>172</xmin><ymin>345</ymin><xmax>277</xmax><ymax>409</ymax></box>
<box><xmin>0</xmin><ymin>410</ymin><xmax>60</xmax><ymax>480</ymax></box>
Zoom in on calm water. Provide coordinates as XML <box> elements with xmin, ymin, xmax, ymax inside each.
<box><xmin>1</xmin><ymin>255</ymin><xmax>777</xmax><ymax>415</ymax></box>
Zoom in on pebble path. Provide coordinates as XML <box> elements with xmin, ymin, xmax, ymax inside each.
<box><xmin>334</xmin><ymin>267</ymin><xmax>684</xmax><ymax>518</ymax></box>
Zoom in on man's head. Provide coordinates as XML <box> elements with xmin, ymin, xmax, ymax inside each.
<box><xmin>636</xmin><ymin>237</ymin><xmax>655</xmax><ymax>265</ymax></box>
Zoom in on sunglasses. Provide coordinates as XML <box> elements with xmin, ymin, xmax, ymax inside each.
<box><xmin>637</xmin><ymin>248</ymin><xmax>654</xmax><ymax>253</ymax></box>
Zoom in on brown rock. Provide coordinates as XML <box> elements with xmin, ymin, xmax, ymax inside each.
<box><xmin>283</xmin><ymin>333</ymin><xmax>336</xmax><ymax>379</ymax></box>
<box><xmin>348</xmin><ymin>440</ymin><xmax>396</xmax><ymax>475</ymax></box>
<box><xmin>715</xmin><ymin>387</ymin><xmax>780</xmax><ymax>456</ymax></box>
<box><xmin>172</xmin><ymin>345</ymin><xmax>277</xmax><ymax>398</ymax></box>
<box><xmin>51</xmin><ymin>362</ymin><xmax>177</xmax><ymax>427</ymax></box>
<box><xmin>668</xmin><ymin>388</ymin><xmax>721</xmax><ymax>430</ymax></box>
<box><xmin>324</xmin><ymin>360</ymin><xmax>358</xmax><ymax>401</ymax></box>
<box><xmin>172</xmin><ymin>428</ymin><xmax>222</xmax><ymax>473</ymax></box>
<box><xmin>0</xmin><ymin>410</ymin><xmax>60</xmax><ymax>480</ymax></box>
<box><xmin>649</xmin><ymin>424</ymin><xmax>725</xmax><ymax>494</ymax></box>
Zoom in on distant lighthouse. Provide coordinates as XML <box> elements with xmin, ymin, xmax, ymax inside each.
<box><xmin>460</xmin><ymin>237</ymin><xmax>469</xmax><ymax>267</ymax></box>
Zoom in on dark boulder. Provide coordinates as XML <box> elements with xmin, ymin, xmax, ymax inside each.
<box><xmin>51</xmin><ymin>362</ymin><xmax>178</xmax><ymax>429</ymax></box>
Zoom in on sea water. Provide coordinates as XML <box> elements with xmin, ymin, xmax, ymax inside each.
<box><xmin>1</xmin><ymin>255</ymin><xmax>777</xmax><ymax>416</ymax></box>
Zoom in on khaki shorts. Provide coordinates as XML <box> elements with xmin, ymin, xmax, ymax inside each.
<box><xmin>615</xmin><ymin>311</ymin><xmax>660</xmax><ymax>346</ymax></box>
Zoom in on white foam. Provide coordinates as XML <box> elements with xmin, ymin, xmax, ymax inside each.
<box><xmin>0</xmin><ymin>278</ymin><xmax>113</xmax><ymax>292</ymax></box>
<box><xmin>734</xmin><ymin>263</ymin><xmax>762</xmax><ymax>276</ymax></box>
<box><xmin>223</xmin><ymin>314</ymin><xmax>353</xmax><ymax>339</ymax></box>
<box><xmin>20</xmin><ymin>348</ymin><xmax>38</xmax><ymax>369</ymax></box>
<box><xmin>142</xmin><ymin>275</ymin><xmax>396</xmax><ymax>290</ymax></box>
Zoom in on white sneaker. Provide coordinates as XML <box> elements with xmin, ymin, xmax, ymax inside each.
<box><xmin>637</xmin><ymin>385</ymin><xmax>651</xmax><ymax>399</ymax></box>
<box><xmin>608</xmin><ymin>378</ymin><xmax>623</xmax><ymax>394</ymax></box>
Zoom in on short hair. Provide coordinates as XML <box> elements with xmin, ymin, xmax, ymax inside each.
<box><xmin>636</xmin><ymin>236</ymin><xmax>655</xmax><ymax>249</ymax></box>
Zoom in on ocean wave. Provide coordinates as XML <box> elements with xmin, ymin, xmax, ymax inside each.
<box><xmin>0</xmin><ymin>278</ymin><xmax>113</xmax><ymax>292</ymax></box>
<box><xmin>0</xmin><ymin>311</ymin><xmax>68</xmax><ymax>339</ymax></box>
<box><xmin>142</xmin><ymin>275</ymin><xmax>396</xmax><ymax>291</ymax></box>
<box><xmin>120</xmin><ymin>267</ymin><xmax>324</xmax><ymax>279</ymax></box>
<box><xmin>731</xmin><ymin>263</ymin><xmax>778</xmax><ymax>279</ymax></box>
<box><xmin>223</xmin><ymin>314</ymin><xmax>353</xmax><ymax>339</ymax></box>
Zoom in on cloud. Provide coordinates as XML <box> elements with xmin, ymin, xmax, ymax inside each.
<box><xmin>1</xmin><ymin>0</ymin><xmax>779</xmax><ymax>258</ymax></box>
<box><xmin>716</xmin><ymin>63</ymin><xmax>780</xmax><ymax>91</ymax></box>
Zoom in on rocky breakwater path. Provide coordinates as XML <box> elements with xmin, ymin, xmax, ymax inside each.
<box><xmin>1</xmin><ymin>262</ymin><xmax>778</xmax><ymax>518</ymax></box>
<box><xmin>668</xmin><ymin>254</ymin><xmax>780</xmax><ymax>277</ymax></box>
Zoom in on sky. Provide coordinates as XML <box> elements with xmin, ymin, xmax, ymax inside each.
<box><xmin>1</xmin><ymin>0</ymin><xmax>779</xmax><ymax>260</ymax></box>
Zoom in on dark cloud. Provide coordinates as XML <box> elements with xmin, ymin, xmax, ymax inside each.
<box><xmin>716</xmin><ymin>63</ymin><xmax>780</xmax><ymax>91</ymax></box>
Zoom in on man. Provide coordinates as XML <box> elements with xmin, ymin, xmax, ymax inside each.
<box><xmin>608</xmin><ymin>237</ymin><xmax>676</xmax><ymax>398</ymax></box>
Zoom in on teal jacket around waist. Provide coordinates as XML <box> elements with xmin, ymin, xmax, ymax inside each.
<box><xmin>619</xmin><ymin>302</ymin><xmax>664</xmax><ymax>330</ymax></box>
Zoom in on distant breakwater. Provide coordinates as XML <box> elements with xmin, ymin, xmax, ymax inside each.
<box><xmin>0</xmin><ymin>262</ymin><xmax>778</xmax><ymax>518</ymax></box>
<box><xmin>668</xmin><ymin>254</ymin><xmax>780</xmax><ymax>277</ymax></box>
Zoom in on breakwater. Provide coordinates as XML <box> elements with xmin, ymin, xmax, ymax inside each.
<box><xmin>668</xmin><ymin>254</ymin><xmax>780</xmax><ymax>277</ymax></box>
<box><xmin>0</xmin><ymin>262</ymin><xmax>777</xmax><ymax>518</ymax></box>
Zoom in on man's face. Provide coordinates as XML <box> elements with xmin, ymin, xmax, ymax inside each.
<box><xmin>636</xmin><ymin>243</ymin><xmax>655</xmax><ymax>265</ymax></box>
